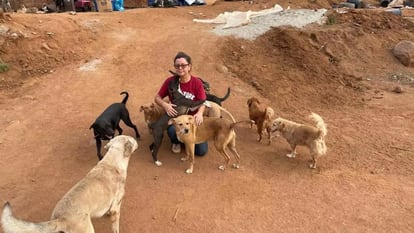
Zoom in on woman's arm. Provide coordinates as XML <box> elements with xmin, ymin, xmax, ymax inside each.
<box><xmin>193</xmin><ymin>77</ymin><xmax>207</xmax><ymax>125</ymax></box>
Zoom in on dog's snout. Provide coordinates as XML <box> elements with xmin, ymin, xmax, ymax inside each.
<box><xmin>184</xmin><ymin>128</ymin><xmax>189</xmax><ymax>134</ymax></box>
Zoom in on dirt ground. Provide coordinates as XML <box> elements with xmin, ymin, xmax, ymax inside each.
<box><xmin>1</xmin><ymin>0</ymin><xmax>414</xmax><ymax>232</ymax></box>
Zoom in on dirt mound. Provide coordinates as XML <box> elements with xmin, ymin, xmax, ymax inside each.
<box><xmin>220</xmin><ymin>9</ymin><xmax>414</xmax><ymax>113</ymax></box>
<box><xmin>0</xmin><ymin>14</ymin><xmax>97</xmax><ymax>91</ymax></box>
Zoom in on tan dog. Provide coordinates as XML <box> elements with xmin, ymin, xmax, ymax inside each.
<box><xmin>247</xmin><ymin>97</ymin><xmax>275</xmax><ymax>144</ymax></box>
<box><xmin>270</xmin><ymin>113</ymin><xmax>327</xmax><ymax>169</ymax></box>
<box><xmin>203</xmin><ymin>100</ymin><xmax>236</xmax><ymax>121</ymax></box>
<box><xmin>1</xmin><ymin>135</ymin><xmax>138</xmax><ymax>233</ymax></box>
<box><xmin>169</xmin><ymin>115</ymin><xmax>242</xmax><ymax>174</ymax></box>
<box><xmin>140</xmin><ymin>101</ymin><xmax>236</xmax><ymax>129</ymax></box>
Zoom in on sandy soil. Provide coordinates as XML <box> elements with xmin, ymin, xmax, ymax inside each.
<box><xmin>0</xmin><ymin>0</ymin><xmax>414</xmax><ymax>232</ymax></box>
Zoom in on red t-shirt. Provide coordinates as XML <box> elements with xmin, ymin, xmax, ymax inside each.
<box><xmin>158</xmin><ymin>75</ymin><xmax>207</xmax><ymax>115</ymax></box>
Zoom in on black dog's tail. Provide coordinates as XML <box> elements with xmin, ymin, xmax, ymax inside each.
<box><xmin>219</xmin><ymin>88</ymin><xmax>231</xmax><ymax>102</ymax></box>
<box><xmin>169</xmin><ymin>70</ymin><xmax>178</xmax><ymax>77</ymax></box>
<box><xmin>120</xmin><ymin>91</ymin><xmax>129</xmax><ymax>104</ymax></box>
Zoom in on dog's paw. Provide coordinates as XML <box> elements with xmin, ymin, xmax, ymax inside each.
<box><xmin>232</xmin><ymin>164</ymin><xmax>240</xmax><ymax>169</ymax></box>
<box><xmin>185</xmin><ymin>168</ymin><xmax>193</xmax><ymax>174</ymax></box>
<box><xmin>181</xmin><ymin>157</ymin><xmax>188</xmax><ymax>162</ymax></box>
<box><xmin>218</xmin><ymin>165</ymin><xmax>226</xmax><ymax>171</ymax></box>
<box><xmin>309</xmin><ymin>163</ymin><xmax>317</xmax><ymax>169</ymax></box>
<box><xmin>155</xmin><ymin>160</ymin><xmax>162</xmax><ymax>166</ymax></box>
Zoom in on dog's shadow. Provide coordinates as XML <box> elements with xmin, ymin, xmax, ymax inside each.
<box><xmin>267</xmin><ymin>145</ymin><xmax>323</xmax><ymax>173</ymax></box>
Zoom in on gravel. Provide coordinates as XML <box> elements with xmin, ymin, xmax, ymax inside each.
<box><xmin>208</xmin><ymin>8</ymin><xmax>327</xmax><ymax>40</ymax></box>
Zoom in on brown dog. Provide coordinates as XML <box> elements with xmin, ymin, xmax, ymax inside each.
<box><xmin>270</xmin><ymin>112</ymin><xmax>327</xmax><ymax>169</ymax></box>
<box><xmin>247</xmin><ymin>97</ymin><xmax>275</xmax><ymax>144</ymax></box>
<box><xmin>1</xmin><ymin>135</ymin><xmax>138</xmax><ymax>233</ymax></box>
<box><xmin>140</xmin><ymin>102</ymin><xmax>165</xmax><ymax>133</ymax></box>
<box><xmin>168</xmin><ymin>115</ymin><xmax>242</xmax><ymax>174</ymax></box>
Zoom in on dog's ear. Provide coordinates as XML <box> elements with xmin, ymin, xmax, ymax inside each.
<box><xmin>168</xmin><ymin>118</ymin><xmax>175</xmax><ymax>126</ymax></box>
<box><xmin>123</xmin><ymin>138</ymin><xmax>137</xmax><ymax>157</ymax></box>
<box><xmin>150</xmin><ymin>103</ymin><xmax>155</xmax><ymax>108</ymax></box>
<box><xmin>89</xmin><ymin>123</ymin><xmax>95</xmax><ymax>130</ymax></box>
<box><xmin>124</xmin><ymin>142</ymin><xmax>133</xmax><ymax>157</ymax></box>
<box><xmin>188</xmin><ymin>115</ymin><xmax>195</xmax><ymax>124</ymax></box>
<box><xmin>139</xmin><ymin>106</ymin><xmax>144</xmax><ymax>112</ymax></box>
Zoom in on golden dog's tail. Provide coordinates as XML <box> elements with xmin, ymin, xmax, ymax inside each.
<box><xmin>1</xmin><ymin>202</ymin><xmax>64</xmax><ymax>233</ymax></box>
<box><xmin>309</xmin><ymin>112</ymin><xmax>327</xmax><ymax>138</ymax></box>
<box><xmin>230</xmin><ymin>120</ymin><xmax>253</xmax><ymax>128</ymax></box>
<box><xmin>309</xmin><ymin>112</ymin><xmax>327</xmax><ymax>155</ymax></box>
<box><xmin>216</xmin><ymin>105</ymin><xmax>236</xmax><ymax>123</ymax></box>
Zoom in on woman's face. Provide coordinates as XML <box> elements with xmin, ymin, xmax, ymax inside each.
<box><xmin>174</xmin><ymin>58</ymin><xmax>191</xmax><ymax>76</ymax></box>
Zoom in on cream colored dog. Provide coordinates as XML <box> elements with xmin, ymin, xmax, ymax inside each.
<box><xmin>270</xmin><ymin>113</ymin><xmax>327</xmax><ymax>169</ymax></box>
<box><xmin>1</xmin><ymin>135</ymin><xmax>138</xmax><ymax>233</ymax></box>
<box><xmin>169</xmin><ymin>115</ymin><xmax>242</xmax><ymax>174</ymax></box>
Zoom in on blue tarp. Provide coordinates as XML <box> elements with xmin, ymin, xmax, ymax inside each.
<box><xmin>112</xmin><ymin>0</ymin><xmax>124</xmax><ymax>11</ymax></box>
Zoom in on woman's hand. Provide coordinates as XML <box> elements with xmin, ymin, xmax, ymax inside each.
<box><xmin>194</xmin><ymin>112</ymin><xmax>204</xmax><ymax>126</ymax></box>
<box><xmin>164</xmin><ymin>103</ymin><xmax>178</xmax><ymax>117</ymax></box>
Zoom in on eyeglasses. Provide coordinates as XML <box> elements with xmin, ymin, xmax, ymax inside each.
<box><xmin>174</xmin><ymin>63</ymin><xmax>189</xmax><ymax>69</ymax></box>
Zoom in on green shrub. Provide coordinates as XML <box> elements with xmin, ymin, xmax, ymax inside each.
<box><xmin>0</xmin><ymin>62</ymin><xmax>9</xmax><ymax>73</ymax></box>
<box><xmin>326</xmin><ymin>14</ymin><xmax>337</xmax><ymax>25</ymax></box>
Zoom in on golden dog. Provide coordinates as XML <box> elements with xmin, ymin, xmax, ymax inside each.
<box><xmin>270</xmin><ymin>113</ymin><xmax>327</xmax><ymax>169</ymax></box>
<box><xmin>140</xmin><ymin>101</ymin><xmax>236</xmax><ymax>130</ymax></box>
<box><xmin>1</xmin><ymin>135</ymin><xmax>138</xmax><ymax>233</ymax></box>
<box><xmin>169</xmin><ymin>115</ymin><xmax>242</xmax><ymax>174</ymax></box>
<box><xmin>247</xmin><ymin>97</ymin><xmax>275</xmax><ymax>144</ymax></box>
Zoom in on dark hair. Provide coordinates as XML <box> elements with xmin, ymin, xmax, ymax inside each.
<box><xmin>174</xmin><ymin>52</ymin><xmax>192</xmax><ymax>64</ymax></box>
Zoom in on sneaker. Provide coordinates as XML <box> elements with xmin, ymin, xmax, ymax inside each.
<box><xmin>171</xmin><ymin>144</ymin><xmax>181</xmax><ymax>154</ymax></box>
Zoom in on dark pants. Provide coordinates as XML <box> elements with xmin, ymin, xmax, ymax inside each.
<box><xmin>55</xmin><ymin>0</ymin><xmax>64</xmax><ymax>12</ymax></box>
<box><xmin>167</xmin><ymin>125</ymin><xmax>208</xmax><ymax>156</ymax></box>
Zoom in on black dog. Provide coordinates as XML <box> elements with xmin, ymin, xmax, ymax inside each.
<box><xmin>168</xmin><ymin>70</ymin><xmax>231</xmax><ymax>106</ymax></box>
<box><xmin>149</xmin><ymin>76</ymin><xmax>205</xmax><ymax>166</ymax></box>
<box><xmin>90</xmin><ymin>91</ymin><xmax>141</xmax><ymax>160</ymax></box>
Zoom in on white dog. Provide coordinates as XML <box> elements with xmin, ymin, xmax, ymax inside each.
<box><xmin>1</xmin><ymin>135</ymin><xmax>138</xmax><ymax>233</ymax></box>
<box><xmin>270</xmin><ymin>113</ymin><xmax>327</xmax><ymax>169</ymax></box>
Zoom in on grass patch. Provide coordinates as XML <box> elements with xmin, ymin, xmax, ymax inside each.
<box><xmin>0</xmin><ymin>62</ymin><xmax>9</xmax><ymax>73</ymax></box>
<box><xmin>326</xmin><ymin>14</ymin><xmax>337</xmax><ymax>25</ymax></box>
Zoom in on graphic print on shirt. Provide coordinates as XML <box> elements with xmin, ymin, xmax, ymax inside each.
<box><xmin>178</xmin><ymin>84</ymin><xmax>195</xmax><ymax>100</ymax></box>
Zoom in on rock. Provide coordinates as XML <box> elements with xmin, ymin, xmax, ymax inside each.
<box><xmin>0</xmin><ymin>25</ymin><xmax>9</xmax><ymax>35</ymax></box>
<box><xmin>42</xmin><ymin>43</ymin><xmax>52</xmax><ymax>51</ymax></box>
<box><xmin>215</xmin><ymin>64</ymin><xmax>228</xmax><ymax>73</ymax></box>
<box><xmin>392</xmin><ymin>85</ymin><xmax>403</xmax><ymax>93</ymax></box>
<box><xmin>392</xmin><ymin>40</ymin><xmax>414</xmax><ymax>67</ymax></box>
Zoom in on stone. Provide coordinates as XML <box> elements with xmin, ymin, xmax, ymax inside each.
<box><xmin>392</xmin><ymin>85</ymin><xmax>403</xmax><ymax>93</ymax></box>
<box><xmin>392</xmin><ymin>40</ymin><xmax>414</xmax><ymax>67</ymax></box>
